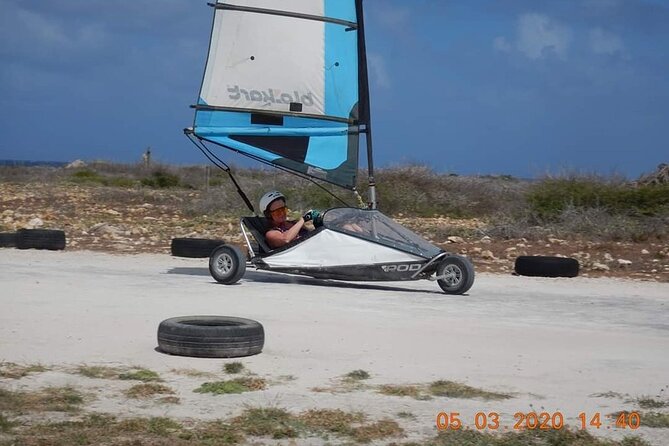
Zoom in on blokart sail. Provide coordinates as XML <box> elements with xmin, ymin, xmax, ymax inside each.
<box><xmin>189</xmin><ymin>0</ymin><xmax>372</xmax><ymax>192</ymax></box>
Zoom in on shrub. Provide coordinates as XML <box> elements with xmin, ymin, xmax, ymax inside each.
<box><xmin>141</xmin><ymin>170</ymin><xmax>181</xmax><ymax>188</ymax></box>
<box><xmin>528</xmin><ymin>178</ymin><xmax>669</xmax><ymax>220</ymax></box>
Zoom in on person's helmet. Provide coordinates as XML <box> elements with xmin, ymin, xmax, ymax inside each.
<box><xmin>259</xmin><ymin>190</ymin><xmax>285</xmax><ymax>213</ymax></box>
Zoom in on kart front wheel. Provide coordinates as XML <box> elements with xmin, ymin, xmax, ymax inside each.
<box><xmin>209</xmin><ymin>244</ymin><xmax>246</xmax><ymax>284</ymax></box>
<box><xmin>436</xmin><ymin>255</ymin><xmax>475</xmax><ymax>295</ymax></box>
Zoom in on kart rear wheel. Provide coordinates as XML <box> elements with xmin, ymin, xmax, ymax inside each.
<box><xmin>437</xmin><ymin>255</ymin><xmax>475</xmax><ymax>295</ymax></box>
<box><xmin>209</xmin><ymin>244</ymin><xmax>246</xmax><ymax>284</ymax></box>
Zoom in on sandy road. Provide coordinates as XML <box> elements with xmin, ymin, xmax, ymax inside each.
<box><xmin>1</xmin><ymin>249</ymin><xmax>668</xmax><ymax>444</ymax></box>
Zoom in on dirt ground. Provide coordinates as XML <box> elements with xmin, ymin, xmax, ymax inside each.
<box><xmin>1</xmin><ymin>249</ymin><xmax>668</xmax><ymax>445</ymax></box>
<box><xmin>1</xmin><ymin>182</ymin><xmax>668</xmax><ymax>282</ymax></box>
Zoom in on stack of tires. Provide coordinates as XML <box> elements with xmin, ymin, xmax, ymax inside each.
<box><xmin>0</xmin><ymin>229</ymin><xmax>66</xmax><ymax>250</ymax></box>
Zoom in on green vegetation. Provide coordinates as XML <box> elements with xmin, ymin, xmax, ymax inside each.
<box><xmin>118</xmin><ymin>368</ymin><xmax>161</xmax><ymax>382</ymax></box>
<box><xmin>141</xmin><ymin>169</ymin><xmax>182</xmax><ymax>188</ymax></box>
<box><xmin>69</xmin><ymin>169</ymin><xmax>136</xmax><ymax>187</ymax></box>
<box><xmin>345</xmin><ymin>369</ymin><xmax>371</xmax><ymax>381</ymax></box>
<box><xmin>640</xmin><ymin>412</ymin><xmax>669</xmax><ymax>428</ymax></box>
<box><xmin>3</xmin><ymin>162</ymin><xmax>668</xmax><ymax>242</ymax></box>
<box><xmin>528</xmin><ymin>178</ymin><xmax>669</xmax><ymax>219</ymax></box>
<box><xmin>223</xmin><ymin>362</ymin><xmax>244</xmax><ymax>374</ymax></box>
<box><xmin>194</xmin><ymin>377</ymin><xmax>267</xmax><ymax>395</ymax></box>
<box><xmin>636</xmin><ymin>397</ymin><xmax>667</xmax><ymax>409</ymax></box>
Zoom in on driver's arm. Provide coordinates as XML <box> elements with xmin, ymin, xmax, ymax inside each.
<box><xmin>265</xmin><ymin>218</ymin><xmax>306</xmax><ymax>249</ymax></box>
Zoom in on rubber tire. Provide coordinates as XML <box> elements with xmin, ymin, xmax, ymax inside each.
<box><xmin>209</xmin><ymin>244</ymin><xmax>246</xmax><ymax>284</ymax></box>
<box><xmin>15</xmin><ymin>229</ymin><xmax>66</xmax><ymax>250</ymax></box>
<box><xmin>514</xmin><ymin>256</ymin><xmax>579</xmax><ymax>278</ymax></box>
<box><xmin>157</xmin><ymin>316</ymin><xmax>264</xmax><ymax>358</ymax></box>
<box><xmin>0</xmin><ymin>232</ymin><xmax>17</xmax><ymax>248</ymax></box>
<box><xmin>437</xmin><ymin>255</ymin><xmax>475</xmax><ymax>295</ymax></box>
<box><xmin>171</xmin><ymin>238</ymin><xmax>227</xmax><ymax>258</ymax></box>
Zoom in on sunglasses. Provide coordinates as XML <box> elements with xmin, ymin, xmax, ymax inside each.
<box><xmin>269</xmin><ymin>206</ymin><xmax>287</xmax><ymax>216</ymax></box>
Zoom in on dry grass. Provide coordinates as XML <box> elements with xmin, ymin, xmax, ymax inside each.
<box><xmin>124</xmin><ymin>383</ymin><xmax>175</xmax><ymax>399</ymax></box>
<box><xmin>428</xmin><ymin>380</ymin><xmax>512</xmax><ymax>400</ymax></box>
<box><xmin>75</xmin><ymin>365</ymin><xmax>123</xmax><ymax>379</ymax></box>
<box><xmin>0</xmin><ymin>362</ymin><xmax>48</xmax><ymax>379</ymax></box>
<box><xmin>378</xmin><ymin>384</ymin><xmax>429</xmax><ymax>400</ymax></box>
<box><xmin>0</xmin><ymin>386</ymin><xmax>85</xmax><ymax>413</ymax></box>
<box><xmin>412</xmin><ymin>428</ymin><xmax>651</xmax><ymax>446</ymax></box>
<box><xmin>170</xmin><ymin>368</ymin><xmax>218</xmax><ymax>379</ymax></box>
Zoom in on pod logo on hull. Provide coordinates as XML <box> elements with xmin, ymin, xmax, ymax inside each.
<box><xmin>381</xmin><ymin>264</ymin><xmax>422</xmax><ymax>273</ymax></box>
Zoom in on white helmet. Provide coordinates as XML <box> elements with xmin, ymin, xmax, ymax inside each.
<box><xmin>259</xmin><ymin>190</ymin><xmax>285</xmax><ymax>213</ymax></box>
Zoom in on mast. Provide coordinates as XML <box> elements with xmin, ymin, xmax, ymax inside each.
<box><xmin>355</xmin><ymin>0</ymin><xmax>377</xmax><ymax>209</ymax></box>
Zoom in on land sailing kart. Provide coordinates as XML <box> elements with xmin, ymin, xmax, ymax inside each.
<box><xmin>185</xmin><ymin>0</ymin><xmax>475</xmax><ymax>294</ymax></box>
<box><xmin>208</xmin><ymin>207</ymin><xmax>475</xmax><ymax>294</ymax></box>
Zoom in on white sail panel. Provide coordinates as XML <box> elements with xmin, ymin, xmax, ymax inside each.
<box><xmin>201</xmin><ymin>2</ymin><xmax>326</xmax><ymax>115</ymax></box>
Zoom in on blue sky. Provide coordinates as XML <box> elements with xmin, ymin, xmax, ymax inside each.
<box><xmin>1</xmin><ymin>0</ymin><xmax>667</xmax><ymax>179</ymax></box>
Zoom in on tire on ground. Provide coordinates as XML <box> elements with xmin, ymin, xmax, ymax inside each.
<box><xmin>170</xmin><ymin>238</ymin><xmax>227</xmax><ymax>258</ymax></box>
<box><xmin>437</xmin><ymin>254</ymin><xmax>475</xmax><ymax>295</ymax></box>
<box><xmin>514</xmin><ymin>255</ymin><xmax>579</xmax><ymax>278</ymax></box>
<box><xmin>157</xmin><ymin>316</ymin><xmax>264</xmax><ymax>358</ymax></box>
<box><xmin>15</xmin><ymin>229</ymin><xmax>66</xmax><ymax>250</ymax></box>
<box><xmin>0</xmin><ymin>232</ymin><xmax>17</xmax><ymax>248</ymax></box>
<box><xmin>209</xmin><ymin>244</ymin><xmax>246</xmax><ymax>284</ymax></box>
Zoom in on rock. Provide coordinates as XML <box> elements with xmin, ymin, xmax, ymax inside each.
<box><xmin>105</xmin><ymin>209</ymin><xmax>121</xmax><ymax>216</ymax></box>
<box><xmin>65</xmin><ymin>159</ymin><xmax>87</xmax><ymax>169</ymax></box>
<box><xmin>504</xmin><ymin>247</ymin><xmax>517</xmax><ymax>252</ymax></box>
<box><xmin>481</xmin><ymin>250</ymin><xmax>496</xmax><ymax>260</ymax></box>
<box><xmin>548</xmin><ymin>237</ymin><xmax>566</xmax><ymax>245</ymax></box>
<box><xmin>447</xmin><ymin>236</ymin><xmax>465</xmax><ymax>244</ymax></box>
<box><xmin>617</xmin><ymin>259</ymin><xmax>632</xmax><ymax>267</ymax></box>
<box><xmin>641</xmin><ymin>249</ymin><xmax>650</xmax><ymax>255</ymax></box>
<box><xmin>470</xmin><ymin>247</ymin><xmax>482</xmax><ymax>254</ymax></box>
<box><xmin>592</xmin><ymin>262</ymin><xmax>610</xmax><ymax>271</ymax></box>
<box><xmin>26</xmin><ymin>217</ymin><xmax>44</xmax><ymax>229</ymax></box>
<box><xmin>480</xmin><ymin>236</ymin><xmax>492</xmax><ymax>244</ymax></box>
<box><xmin>603</xmin><ymin>253</ymin><xmax>614</xmax><ymax>262</ymax></box>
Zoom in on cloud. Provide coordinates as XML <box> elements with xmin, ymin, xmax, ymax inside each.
<box><xmin>589</xmin><ymin>28</ymin><xmax>625</xmax><ymax>55</ymax></box>
<box><xmin>494</xmin><ymin>13</ymin><xmax>572</xmax><ymax>60</ymax></box>
<box><xmin>517</xmin><ymin>13</ymin><xmax>572</xmax><ymax>60</ymax></box>
<box><xmin>368</xmin><ymin>53</ymin><xmax>391</xmax><ymax>89</ymax></box>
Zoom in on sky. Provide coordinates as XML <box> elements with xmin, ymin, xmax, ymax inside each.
<box><xmin>1</xmin><ymin>0</ymin><xmax>668</xmax><ymax>179</ymax></box>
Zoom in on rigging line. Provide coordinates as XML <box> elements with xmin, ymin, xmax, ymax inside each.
<box><xmin>186</xmin><ymin>133</ymin><xmax>257</xmax><ymax>215</ymax></box>
<box><xmin>197</xmin><ymin>136</ymin><xmax>353</xmax><ymax>209</ymax></box>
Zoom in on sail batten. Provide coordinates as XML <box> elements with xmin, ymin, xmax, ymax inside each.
<box><xmin>192</xmin><ymin>0</ymin><xmax>365</xmax><ymax>190</ymax></box>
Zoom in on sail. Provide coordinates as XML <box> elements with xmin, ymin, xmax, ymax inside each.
<box><xmin>191</xmin><ymin>0</ymin><xmax>367</xmax><ymax>190</ymax></box>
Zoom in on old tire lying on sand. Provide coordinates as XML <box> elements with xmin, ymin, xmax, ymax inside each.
<box><xmin>16</xmin><ymin>229</ymin><xmax>66</xmax><ymax>250</ymax></box>
<box><xmin>514</xmin><ymin>255</ymin><xmax>579</xmax><ymax>278</ymax></box>
<box><xmin>0</xmin><ymin>232</ymin><xmax>17</xmax><ymax>248</ymax></box>
<box><xmin>157</xmin><ymin>316</ymin><xmax>264</xmax><ymax>358</ymax></box>
<box><xmin>171</xmin><ymin>238</ymin><xmax>227</xmax><ymax>258</ymax></box>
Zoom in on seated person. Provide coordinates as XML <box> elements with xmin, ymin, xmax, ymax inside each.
<box><xmin>259</xmin><ymin>190</ymin><xmax>321</xmax><ymax>250</ymax></box>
